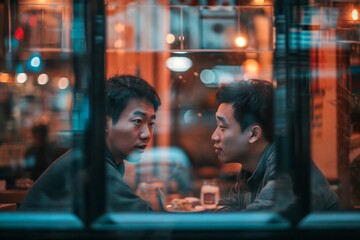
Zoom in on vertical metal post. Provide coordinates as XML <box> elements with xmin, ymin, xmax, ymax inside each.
<box><xmin>274</xmin><ymin>0</ymin><xmax>311</xmax><ymax>224</ymax></box>
<box><xmin>72</xmin><ymin>0</ymin><xmax>106</xmax><ymax>226</ymax></box>
<box><xmin>85</xmin><ymin>0</ymin><xmax>106</xmax><ymax>226</ymax></box>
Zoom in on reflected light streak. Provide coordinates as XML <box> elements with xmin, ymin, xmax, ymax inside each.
<box><xmin>16</xmin><ymin>73</ymin><xmax>27</xmax><ymax>83</ymax></box>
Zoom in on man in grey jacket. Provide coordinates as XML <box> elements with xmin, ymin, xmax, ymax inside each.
<box><xmin>19</xmin><ymin>75</ymin><xmax>161</xmax><ymax>212</ymax></box>
<box><xmin>211</xmin><ymin>79</ymin><xmax>339</xmax><ymax>212</ymax></box>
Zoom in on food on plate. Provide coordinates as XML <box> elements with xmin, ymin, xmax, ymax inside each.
<box><xmin>171</xmin><ymin>197</ymin><xmax>201</xmax><ymax>211</ymax></box>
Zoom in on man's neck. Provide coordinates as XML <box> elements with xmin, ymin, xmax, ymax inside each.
<box><xmin>242</xmin><ymin>141</ymin><xmax>270</xmax><ymax>174</ymax></box>
<box><xmin>115</xmin><ymin>158</ymin><xmax>124</xmax><ymax>166</ymax></box>
<box><xmin>106</xmin><ymin>144</ymin><xmax>125</xmax><ymax>166</ymax></box>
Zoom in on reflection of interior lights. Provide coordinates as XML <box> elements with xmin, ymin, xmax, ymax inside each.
<box><xmin>30</xmin><ymin>56</ymin><xmax>41</xmax><ymax>67</ymax></box>
<box><xmin>115</xmin><ymin>23</ymin><xmax>125</xmax><ymax>32</ymax></box>
<box><xmin>114</xmin><ymin>39</ymin><xmax>123</xmax><ymax>48</ymax></box>
<box><xmin>243</xmin><ymin>59</ymin><xmax>259</xmax><ymax>76</ymax></box>
<box><xmin>352</xmin><ymin>8</ymin><xmax>359</xmax><ymax>21</ymax></box>
<box><xmin>37</xmin><ymin>73</ymin><xmax>49</xmax><ymax>85</ymax></box>
<box><xmin>0</xmin><ymin>73</ymin><xmax>10</xmax><ymax>83</ymax></box>
<box><xmin>58</xmin><ymin>77</ymin><xmax>69</xmax><ymax>89</ymax></box>
<box><xmin>200</xmin><ymin>69</ymin><xmax>216</xmax><ymax>85</ymax></box>
<box><xmin>14</xmin><ymin>27</ymin><xmax>24</xmax><ymax>40</ymax></box>
<box><xmin>16</xmin><ymin>73</ymin><xmax>27</xmax><ymax>83</ymax></box>
<box><xmin>166</xmin><ymin>57</ymin><xmax>192</xmax><ymax>72</ymax></box>
<box><xmin>234</xmin><ymin>35</ymin><xmax>247</xmax><ymax>48</ymax></box>
<box><xmin>166</xmin><ymin>33</ymin><xmax>175</xmax><ymax>44</ymax></box>
<box><xmin>254</xmin><ymin>0</ymin><xmax>264</xmax><ymax>4</ymax></box>
<box><xmin>184</xmin><ymin>110</ymin><xmax>194</xmax><ymax>124</ymax></box>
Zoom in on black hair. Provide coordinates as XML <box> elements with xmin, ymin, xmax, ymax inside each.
<box><xmin>216</xmin><ymin>79</ymin><xmax>274</xmax><ymax>142</ymax></box>
<box><xmin>106</xmin><ymin>75</ymin><xmax>161</xmax><ymax>123</ymax></box>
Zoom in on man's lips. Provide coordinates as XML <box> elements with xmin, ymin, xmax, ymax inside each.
<box><xmin>135</xmin><ymin>145</ymin><xmax>147</xmax><ymax>151</ymax></box>
<box><xmin>214</xmin><ymin>146</ymin><xmax>222</xmax><ymax>154</ymax></box>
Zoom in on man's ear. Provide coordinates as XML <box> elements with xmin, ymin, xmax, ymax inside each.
<box><xmin>248</xmin><ymin>125</ymin><xmax>262</xmax><ymax>143</ymax></box>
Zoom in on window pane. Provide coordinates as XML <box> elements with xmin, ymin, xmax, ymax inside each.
<box><xmin>306</xmin><ymin>3</ymin><xmax>359</xmax><ymax>211</ymax></box>
<box><xmin>104</xmin><ymin>1</ymin><xmax>289</xmax><ymax>217</ymax></box>
<box><xmin>0</xmin><ymin>0</ymin><xmax>83</xmax><ymax>216</ymax></box>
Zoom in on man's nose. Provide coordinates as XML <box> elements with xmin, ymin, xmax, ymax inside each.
<box><xmin>211</xmin><ymin>128</ymin><xmax>219</xmax><ymax>142</ymax></box>
<box><xmin>140</xmin><ymin>125</ymin><xmax>151</xmax><ymax>139</ymax></box>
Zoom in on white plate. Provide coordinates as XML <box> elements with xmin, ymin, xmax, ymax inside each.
<box><xmin>165</xmin><ymin>205</ymin><xmax>206</xmax><ymax>213</ymax></box>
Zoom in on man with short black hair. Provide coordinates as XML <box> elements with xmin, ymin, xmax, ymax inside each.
<box><xmin>20</xmin><ymin>75</ymin><xmax>161</xmax><ymax>212</ymax></box>
<box><xmin>212</xmin><ymin>79</ymin><xmax>339</xmax><ymax>211</ymax></box>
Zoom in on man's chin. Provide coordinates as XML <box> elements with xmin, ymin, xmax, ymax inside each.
<box><xmin>125</xmin><ymin>150</ymin><xmax>143</xmax><ymax>163</ymax></box>
<box><xmin>218</xmin><ymin>156</ymin><xmax>229</xmax><ymax>163</ymax></box>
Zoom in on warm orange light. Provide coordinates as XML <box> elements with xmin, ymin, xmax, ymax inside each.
<box><xmin>114</xmin><ymin>39</ymin><xmax>123</xmax><ymax>48</ymax></box>
<box><xmin>254</xmin><ymin>0</ymin><xmax>264</xmax><ymax>4</ymax></box>
<box><xmin>166</xmin><ymin>33</ymin><xmax>175</xmax><ymax>44</ymax></box>
<box><xmin>243</xmin><ymin>59</ymin><xmax>259</xmax><ymax>76</ymax></box>
<box><xmin>352</xmin><ymin>8</ymin><xmax>359</xmax><ymax>21</ymax></box>
<box><xmin>234</xmin><ymin>35</ymin><xmax>247</xmax><ymax>48</ymax></box>
<box><xmin>0</xmin><ymin>73</ymin><xmax>10</xmax><ymax>83</ymax></box>
<box><xmin>58</xmin><ymin>77</ymin><xmax>70</xmax><ymax>89</ymax></box>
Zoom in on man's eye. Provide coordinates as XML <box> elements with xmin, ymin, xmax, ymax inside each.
<box><xmin>149</xmin><ymin>122</ymin><xmax>156</xmax><ymax>128</ymax></box>
<box><xmin>133</xmin><ymin>119</ymin><xmax>142</xmax><ymax>125</ymax></box>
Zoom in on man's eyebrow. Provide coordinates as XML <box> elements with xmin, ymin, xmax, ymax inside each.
<box><xmin>133</xmin><ymin>110</ymin><xmax>156</xmax><ymax>119</ymax></box>
<box><xmin>216</xmin><ymin>115</ymin><xmax>227</xmax><ymax>123</ymax></box>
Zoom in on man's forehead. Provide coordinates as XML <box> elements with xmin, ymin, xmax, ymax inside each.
<box><xmin>125</xmin><ymin>99</ymin><xmax>156</xmax><ymax>116</ymax></box>
<box><xmin>216</xmin><ymin>103</ymin><xmax>234</xmax><ymax>122</ymax></box>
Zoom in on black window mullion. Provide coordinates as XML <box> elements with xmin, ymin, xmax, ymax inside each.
<box><xmin>274</xmin><ymin>0</ymin><xmax>311</xmax><ymax>225</ymax></box>
<box><xmin>85</xmin><ymin>0</ymin><xmax>106</xmax><ymax>227</ymax></box>
<box><xmin>72</xmin><ymin>0</ymin><xmax>106</xmax><ymax>227</ymax></box>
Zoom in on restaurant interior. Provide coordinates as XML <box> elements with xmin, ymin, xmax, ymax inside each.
<box><xmin>0</xmin><ymin>0</ymin><xmax>360</xmax><ymax>239</ymax></box>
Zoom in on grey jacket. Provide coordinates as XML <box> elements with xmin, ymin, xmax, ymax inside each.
<box><xmin>19</xmin><ymin>148</ymin><xmax>151</xmax><ymax>212</ymax></box>
<box><xmin>217</xmin><ymin>143</ymin><xmax>340</xmax><ymax>212</ymax></box>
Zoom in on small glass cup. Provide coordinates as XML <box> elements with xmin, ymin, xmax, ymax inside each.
<box><xmin>200</xmin><ymin>179</ymin><xmax>220</xmax><ymax>209</ymax></box>
<box><xmin>136</xmin><ymin>180</ymin><xmax>166</xmax><ymax>211</ymax></box>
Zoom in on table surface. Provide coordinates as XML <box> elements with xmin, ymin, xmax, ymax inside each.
<box><xmin>0</xmin><ymin>189</ymin><xmax>28</xmax><ymax>204</ymax></box>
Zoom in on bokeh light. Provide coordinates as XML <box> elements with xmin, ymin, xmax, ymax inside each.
<box><xmin>166</xmin><ymin>33</ymin><xmax>175</xmax><ymax>44</ymax></box>
<box><xmin>58</xmin><ymin>77</ymin><xmax>70</xmax><ymax>90</ymax></box>
<box><xmin>166</xmin><ymin>57</ymin><xmax>192</xmax><ymax>72</ymax></box>
<box><xmin>14</xmin><ymin>27</ymin><xmax>24</xmax><ymax>40</ymax></box>
<box><xmin>37</xmin><ymin>73</ymin><xmax>49</xmax><ymax>85</ymax></box>
<box><xmin>16</xmin><ymin>73</ymin><xmax>28</xmax><ymax>83</ymax></box>
<box><xmin>242</xmin><ymin>59</ymin><xmax>259</xmax><ymax>77</ymax></box>
<box><xmin>234</xmin><ymin>35</ymin><xmax>248</xmax><ymax>48</ymax></box>
<box><xmin>352</xmin><ymin>8</ymin><xmax>359</xmax><ymax>21</ymax></box>
<box><xmin>200</xmin><ymin>69</ymin><xmax>216</xmax><ymax>85</ymax></box>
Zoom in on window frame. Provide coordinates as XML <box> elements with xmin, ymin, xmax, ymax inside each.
<box><xmin>1</xmin><ymin>0</ymin><xmax>360</xmax><ymax>239</ymax></box>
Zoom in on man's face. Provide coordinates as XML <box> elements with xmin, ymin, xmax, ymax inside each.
<box><xmin>211</xmin><ymin>103</ymin><xmax>251</xmax><ymax>164</ymax></box>
<box><xmin>106</xmin><ymin>98</ymin><xmax>156</xmax><ymax>162</ymax></box>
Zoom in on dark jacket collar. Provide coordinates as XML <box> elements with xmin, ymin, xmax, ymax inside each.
<box><xmin>105</xmin><ymin>146</ymin><xmax>125</xmax><ymax>176</ymax></box>
<box><xmin>242</xmin><ymin>143</ymin><xmax>275</xmax><ymax>190</ymax></box>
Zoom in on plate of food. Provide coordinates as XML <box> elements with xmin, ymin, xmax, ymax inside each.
<box><xmin>166</xmin><ymin>197</ymin><xmax>206</xmax><ymax>213</ymax></box>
